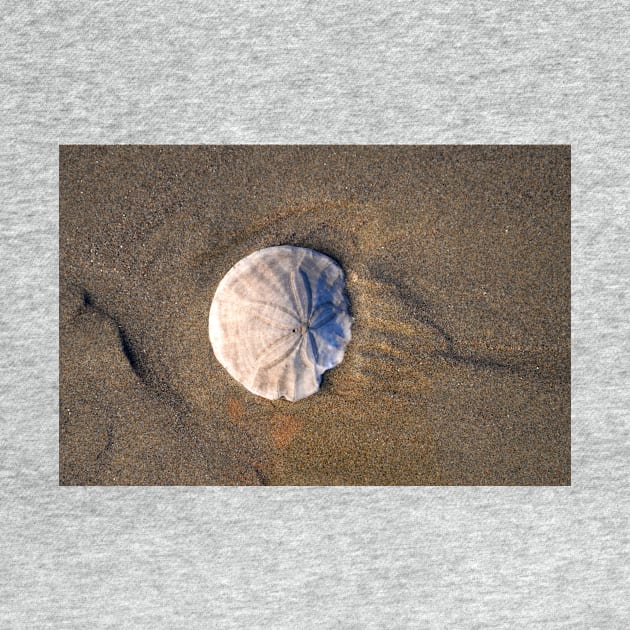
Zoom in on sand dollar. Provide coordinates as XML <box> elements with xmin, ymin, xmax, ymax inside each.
<box><xmin>209</xmin><ymin>246</ymin><xmax>352</xmax><ymax>401</ymax></box>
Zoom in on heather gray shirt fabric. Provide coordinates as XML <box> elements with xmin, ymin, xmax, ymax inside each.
<box><xmin>1</xmin><ymin>2</ymin><xmax>629</xmax><ymax>628</ymax></box>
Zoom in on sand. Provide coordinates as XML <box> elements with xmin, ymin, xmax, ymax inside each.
<box><xmin>59</xmin><ymin>145</ymin><xmax>570</xmax><ymax>485</ymax></box>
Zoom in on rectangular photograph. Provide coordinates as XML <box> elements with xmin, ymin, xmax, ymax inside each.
<box><xmin>59</xmin><ymin>145</ymin><xmax>570</xmax><ymax>485</ymax></box>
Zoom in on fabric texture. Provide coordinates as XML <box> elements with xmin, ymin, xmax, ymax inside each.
<box><xmin>1</xmin><ymin>1</ymin><xmax>629</xmax><ymax>627</ymax></box>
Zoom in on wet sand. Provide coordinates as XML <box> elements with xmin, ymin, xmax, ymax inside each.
<box><xmin>59</xmin><ymin>145</ymin><xmax>570</xmax><ymax>485</ymax></box>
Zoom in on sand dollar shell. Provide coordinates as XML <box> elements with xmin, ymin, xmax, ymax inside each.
<box><xmin>209</xmin><ymin>246</ymin><xmax>352</xmax><ymax>401</ymax></box>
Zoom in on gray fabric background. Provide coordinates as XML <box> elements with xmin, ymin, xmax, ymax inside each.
<box><xmin>1</xmin><ymin>1</ymin><xmax>628</xmax><ymax>628</ymax></box>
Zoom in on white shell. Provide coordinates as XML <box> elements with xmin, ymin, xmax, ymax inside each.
<box><xmin>209</xmin><ymin>246</ymin><xmax>352</xmax><ymax>401</ymax></box>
